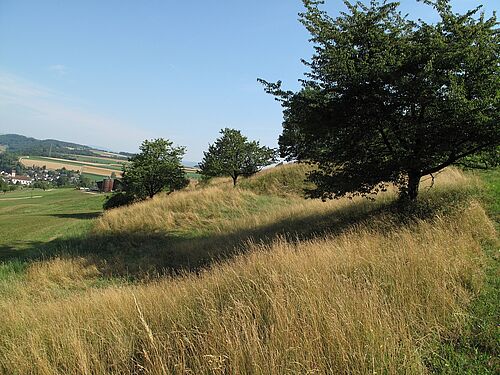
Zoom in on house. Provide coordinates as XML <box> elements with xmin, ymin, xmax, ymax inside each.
<box><xmin>11</xmin><ymin>175</ymin><xmax>33</xmax><ymax>185</ymax></box>
<box><xmin>9</xmin><ymin>170</ymin><xmax>33</xmax><ymax>186</ymax></box>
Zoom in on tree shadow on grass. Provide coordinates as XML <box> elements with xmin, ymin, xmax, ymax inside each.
<box><xmin>0</xmin><ymin>188</ymin><xmax>471</xmax><ymax>279</ymax></box>
<box><xmin>48</xmin><ymin>212</ymin><xmax>102</xmax><ymax>220</ymax></box>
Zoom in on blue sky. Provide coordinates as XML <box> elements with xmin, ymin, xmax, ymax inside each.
<box><xmin>0</xmin><ymin>0</ymin><xmax>496</xmax><ymax>161</ymax></box>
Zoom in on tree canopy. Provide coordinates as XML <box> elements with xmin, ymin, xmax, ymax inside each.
<box><xmin>199</xmin><ymin>128</ymin><xmax>276</xmax><ymax>185</ymax></box>
<box><xmin>261</xmin><ymin>0</ymin><xmax>499</xmax><ymax>200</ymax></box>
<box><xmin>122</xmin><ymin>138</ymin><xmax>188</xmax><ymax>199</ymax></box>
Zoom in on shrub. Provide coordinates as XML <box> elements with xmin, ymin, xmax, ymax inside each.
<box><xmin>103</xmin><ymin>192</ymin><xmax>135</xmax><ymax>210</ymax></box>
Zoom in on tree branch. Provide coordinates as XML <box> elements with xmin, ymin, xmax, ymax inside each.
<box><xmin>378</xmin><ymin>127</ymin><xmax>395</xmax><ymax>156</ymax></box>
<box><xmin>422</xmin><ymin>142</ymin><xmax>494</xmax><ymax>176</ymax></box>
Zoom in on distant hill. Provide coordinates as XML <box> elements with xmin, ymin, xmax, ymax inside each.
<box><xmin>0</xmin><ymin>134</ymin><xmax>95</xmax><ymax>157</ymax></box>
<box><xmin>0</xmin><ymin>134</ymin><xmax>199</xmax><ymax>167</ymax></box>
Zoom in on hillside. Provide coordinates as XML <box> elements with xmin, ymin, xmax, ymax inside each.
<box><xmin>0</xmin><ymin>133</ymin><xmax>96</xmax><ymax>156</ymax></box>
<box><xmin>0</xmin><ymin>165</ymin><xmax>497</xmax><ymax>374</ymax></box>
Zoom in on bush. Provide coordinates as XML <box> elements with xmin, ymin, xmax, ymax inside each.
<box><xmin>103</xmin><ymin>192</ymin><xmax>135</xmax><ymax>210</ymax></box>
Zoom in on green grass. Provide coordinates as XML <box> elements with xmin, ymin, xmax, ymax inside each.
<box><xmin>82</xmin><ymin>172</ymin><xmax>108</xmax><ymax>182</ymax></box>
<box><xmin>186</xmin><ymin>172</ymin><xmax>202</xmax><ymax>179</ymax></box>
<box><xmin>62</xmin><ymin>154</ymin><xmax>128</xmax><ymax>165</ymax></box>
<box><xmin>475</xmin><ymin>168</ymin><xmax>500</xmax><ymax>224</ymax></box>
<box><xmin>0</xmin><ymin>188</ymin><xmax>105</xmax><ymax>254</ymax></box>
<box><xmin>425</xmin><ymin>168</ymin><xmax>499</xmax><ymax>374</ymax></box>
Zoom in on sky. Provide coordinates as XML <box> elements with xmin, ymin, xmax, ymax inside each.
<box><xmin>0</xmin><ymin>0</ymin><xmax>497</xmax><ymax>161</ymax></box>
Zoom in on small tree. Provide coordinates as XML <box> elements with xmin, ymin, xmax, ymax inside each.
<box><xmin>78</xmin><ymin>175</ymin><xmax>93</xmax><ymax>189</ymax></box>
<box><xmin>199</xmin><ymin>128</ymin><xmax>276</xmax><ymax>186</ymax></box>
<box><xmin>0</xmin><ymin>180</ymin><xmax>8</xmax><ymax>194</ymax></box>
<box><xmin>122</xmin><ymin>138</ymin><xmax>188</xmax><ymax>200</ymax></box>
<box><xmin>33</xmin><ymin>181</ymin><xmax>49</xmax><ymax>190</ymax></box>
<box><xmin>261</xmin><ymin>0</ymin><xmax>499</xmax><ymax>201</ymax></box>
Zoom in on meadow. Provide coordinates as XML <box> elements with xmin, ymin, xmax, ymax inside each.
<box><xmin>0</xmin><ymin>188</ymin><xmax>104</xmax><ymax>253</ymax></box>
<box><xmin>0</xmin><ymin>165</ymin><xmax>497</xmax><ymax>374</ymax></box>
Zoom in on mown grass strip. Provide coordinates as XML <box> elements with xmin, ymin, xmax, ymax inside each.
<box><xmin>425</xmin><ymin>168</ymin><xmax>499</xmax><ymax>375</ymax></box>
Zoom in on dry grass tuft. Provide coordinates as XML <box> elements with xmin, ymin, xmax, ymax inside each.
<box><xmin>238</xmin><ymin>163</ymin><xmax>315</xmax><ymax>196</ymax></box>
<box><xmin>26</xmin><ymin>257</ymin><xmax>101</xmax><ymax>289</ymax></box>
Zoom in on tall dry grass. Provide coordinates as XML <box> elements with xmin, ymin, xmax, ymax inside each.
<box><xmin>238</xmin><ymin>163</ymin><xmax>315</xmax><ymax>196</ymax></box>
<box><xmin>0</xmin><ymin>166</ymin><xmax>493</xmax><ymax>374</ymax></box>
<box><xmin>95</xmin><ymin>166</ymin><xmax>477</xmax><ymax>236</ymax></box>
<box><xmin>93</xmin><ymin>163</ymin><xmax>389</xmax><ymax>239</ymax></box>
<box><xmin>0</xmin><ymin>183</ymin><xmax>496</xmax><ymax>373</ymax></box>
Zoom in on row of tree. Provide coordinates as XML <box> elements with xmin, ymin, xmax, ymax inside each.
<box><xmin>106</xmin><ymin>0</ymin><xmax>498</xmax><ymax>209</ymax></box>
<box><xmin>104</xmin><ymin>129</ymin><xmax>276</xmax><ymax>209</ymax></box>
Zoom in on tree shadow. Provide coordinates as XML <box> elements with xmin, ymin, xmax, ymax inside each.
<box><xmin>47</xmin><ymin>212</ymin><xmax>102</xmax><ymax>220</ymax></box>
<box><xmin>0</xmin><ymin>188</ymin><xmax>469</xmax><ymax>279</ymax></box>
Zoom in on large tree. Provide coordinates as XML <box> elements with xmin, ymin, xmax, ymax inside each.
<box><xmin>199</xmin><ymin>128</ymin><xmax>276</xmax><ymax>186</ymax></box>
<box><xmin>122</xmin><ymin>138</ymin><xmax>188</xmax><ymax>199</ymax></box>
<box><xmin>261</xmin><ymin>0</ymin><xmax>499</xmax><ymax>200</ymax></box>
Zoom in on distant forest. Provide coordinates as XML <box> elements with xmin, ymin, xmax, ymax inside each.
<box><xmin>0</xmin><ymin>133</ymin><xmax>94</xmax><ymax>157</ymax></box>
<box><xmin>0</xmin><ymin>134</ymin><xmax>133</xmax><ymax>158</ymax></box>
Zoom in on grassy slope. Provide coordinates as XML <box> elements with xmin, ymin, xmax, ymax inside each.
<box><xmin>238</xmin><ymin>163</ymin><xmax>314</xmax><ymax>197</ymax></box>
<box><xmin>1</xmin><ymin>204</ymin><xmax>495</xmax><ymax>374</ymax></box>
<box><xmin>0</xmin><ymin>166</ymin><xmax>497</xmax><ymax>374</ymax></box>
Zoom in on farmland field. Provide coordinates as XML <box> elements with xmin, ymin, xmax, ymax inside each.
<box><xmin>0</xmin><ymin>188</ymin><xmax>105</xmax><ymax>254</ymax></box>
<box><xmin>19</xmin><ymin>155</ymin><xmax>200</xmax><ymax>179</ymax></box>
<box><xmin>82</xmin><ymin>172</ymin><xmax>109</xmax><ymax>182</ymax></box>
<box><xmin>65</xmin><ymin>154</ymin><xmax>128</xmax><ymax>165</ymax></box>
<box><xmin>19</xmin><ymin>156</ymin><xmax>124</xmax><ymax>177</ymax></box>
<box><xmin>32</xmin><ymin>156</ymin><xmax>124</xmax><ymax>170</ymax></box>
<box><xmin>92</xmin><ymin>150</ymin><xmax>129</xmax><ymax>158</ymax></box>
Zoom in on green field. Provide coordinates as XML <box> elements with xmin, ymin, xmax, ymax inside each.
<box><xmin>0</xmin><ymin>188</ymin><xmax>104</xmax><ymax>254</ymax></box>
<box><xmin>82</xmin><ymin>172</ymin><xmax>109</xmax><ymax>182</ymax></box>
<box><xmin>62</xmin><ymin>154</ymin><xmax>128</xmax><ymax>165</ymax></box>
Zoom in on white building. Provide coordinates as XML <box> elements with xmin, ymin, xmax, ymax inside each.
<box><xmin>9</xmin><ymin>170</ymin><xmax>33</xmax><ymax>185</ymax></box>
<box><xmin>11</xmin><ymin>175</ymin><xmax>33</xmax><ymax>185</ymax></box>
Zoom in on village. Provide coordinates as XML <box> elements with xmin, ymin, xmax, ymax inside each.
<box><xmin>0</xmin><ymin>166</ymin><xmax>117</xmax><ymax>192</ymax></box>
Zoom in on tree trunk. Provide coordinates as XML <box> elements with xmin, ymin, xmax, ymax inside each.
<box><xmin>407</xmin><ymin>171</ymin><xmax>421</xmax><ymax>201</ymax></box>
<box><xmin>232</xmin><ymin>174</ymin><xmax>238</xmax><ymax>186</ymax></box>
